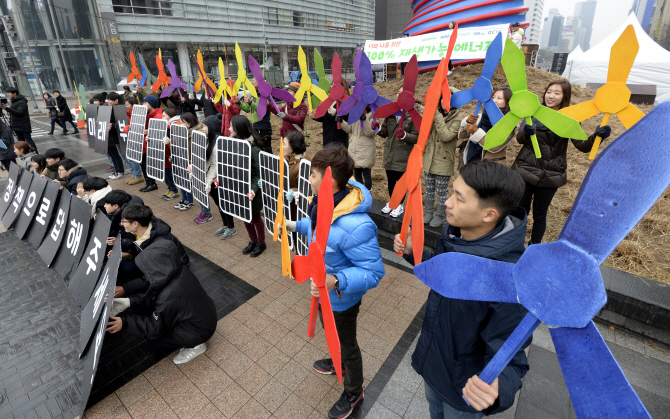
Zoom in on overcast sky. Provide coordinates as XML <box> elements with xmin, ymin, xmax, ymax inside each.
<box><xmin>541</xmin><ymin>0</ymin><xmax>635</xmax><ymax>47</ymax></box>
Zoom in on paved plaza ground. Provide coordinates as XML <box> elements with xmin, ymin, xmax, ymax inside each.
<box><xmin>0</xmin><ymin>121</ymin><xmax>668</xmax><ymax>418</ymax></box>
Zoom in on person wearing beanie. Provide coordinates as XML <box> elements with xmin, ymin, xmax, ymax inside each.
<box><xmin>271</xmin><ymin>82</ymin><xmax>308</xmax><ymax>138</ymax></box>
<box><xmin>92</xmin><ymin>94</ymin><xmax>105</xmax><ymax>106</ymax></box>
<box><xmin>138</xmin><ymin>95</ymin><xmax>164</xmax><ymax>193</ymax></box>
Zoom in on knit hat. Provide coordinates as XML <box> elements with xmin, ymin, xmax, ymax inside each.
<box><xmin>203</xmin><ymin>113</ymin><xmax>223</xmax><ymax>135</ymax></box>
<box><xmin>143</xmin><ymin>95</ymin><xmax>159</xmax><ymax>109</ymax></box>
<box><xmin>287</xmin><ymin>82</ymin><xmax>300</xmax><ymax>93</ymax></box>
<box><xmin>92</xmin><ymin>94</ymin><xmax>105</xmax><ymax>102</ymax></box>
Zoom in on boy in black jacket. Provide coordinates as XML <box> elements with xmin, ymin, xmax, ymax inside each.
<box><xmin>106</xmin><ymin>240</ymin><xmax>217</xmax><ymax>365</ymax></box>
<box><xmin>394</xmin><ymin>160</ymin><xmax>530</xmax><ymax>418</ymax></box>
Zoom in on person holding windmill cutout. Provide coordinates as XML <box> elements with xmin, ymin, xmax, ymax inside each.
<box><xmin>394</xmin><ymin>159</ymin><xmax>530</xmax><ymax>418</ymax></box>
<box><xmin>283</xmin><ymin>145</ymin><xmax>384</xmax><ymax>419</ymax></box>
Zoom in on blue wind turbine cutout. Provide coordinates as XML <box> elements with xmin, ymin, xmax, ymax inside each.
<box><xmin>414</xmin><ymin>102</ymin><xmax>670</xmax><ymax>418</ymax></box>
<box><xmin>450</xmin><ymin>32</ymin><xmax>504</xmax><ymax>125</ymax></box>
<box><xmin>138</xmin><ymin>53</ymin><xmax>150</xmax><ymax>88</ymax></box>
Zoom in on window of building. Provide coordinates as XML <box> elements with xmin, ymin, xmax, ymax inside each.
<box><xmin>112</xmin><ymin>0</ymin><xmax>172</xmax><ymax>16</ymax></box>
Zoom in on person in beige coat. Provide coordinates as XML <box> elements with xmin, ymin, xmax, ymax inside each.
<box><xmin>423</xmin><ymin>94</ymin><xmax>461</xmax><ymax>227</ymax></box>
<box><xmin>341</xmin><ymin>108</ymin><xmax>376</xmax><ymax>190</ymax></box>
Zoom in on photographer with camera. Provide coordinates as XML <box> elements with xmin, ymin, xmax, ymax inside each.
<box><xmin>1</xmin><ymin>88</ymin><xmax>37</xmax><ymax>152</ymax></box>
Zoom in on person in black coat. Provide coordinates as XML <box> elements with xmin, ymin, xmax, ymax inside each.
<box><xmin>114</xmin><ymin>203</ymin><xmax>190</xmax><ymax>286</ymax></box>
<box><xmin>312</xmin><ymin>101</ymin><xmax>350</xmax><ymax>148</ymax></box>
<box><xmin>0</xmin><ymin>119</ymin><xmax>16</xmax><ymax>171</ymax></box>
<box><xmin>53</xmin><ymin>90</ymin><xmax>79</xmax><ymax>133</ymax></box>
<box><xmin>105</xmin><ymin>92</ymin><xmax>126</xmax><ymax>179</ymax></box>
<box><xmin>106</xmin><ymin>239</ymin><xmax>217</xmax><ymax>364</ymax></box>
<box><xmin>1</xmin><ymin>87</ymin><xmax>37</xmax><ymax>151</ymax></box>
<box><xmin>395</xmin><ymin>160</ymin><xmax>530</xmax><ymax>416</ymax></box>
<box><xmin>104</xmin><ymin>190</ymin><xmax>144</xmax><ymax>251</ymax></box>
<box><xmin>56</xmin><ymin>158</ymin><xmax>89</xmax><ymax>193</ymax></box>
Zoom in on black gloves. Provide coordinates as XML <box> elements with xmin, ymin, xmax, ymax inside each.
<box><xmin>523</xmin><ymin>123</ymin><xmax>536</xmax><ymax>137</ymax></box>
<box><xmin>335</xmin><ymin>116</ymin><xmax>342</xmax><ymax>122</ymax></box>
<box><xmin>594</xmin><ymin>125</ymin><xmax>611</xmax><ymax>139</ymax></box>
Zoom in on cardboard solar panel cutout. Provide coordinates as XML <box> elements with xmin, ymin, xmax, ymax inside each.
<box><xmin>14</xmin><ymin>175</ymin><xmax>48</xmax><ymax>239</ymax></box>
<box><xmin>68</xmin><ymin>211</ymin><xmax>112</xmax><ymax>308</ymax></box>
<box><xmin>1</xmin><ymin>165</ymin><xmax>32</xmax><ymax>229</ymax></box>
<box><xmin>37</xmin><ymin>191</ymin><xmax>71</xmax><ymax>266</ymax></box>
<box><xmin>0</xmin><ymin>162</ymin><xmax>20</xmax><ymax>219</ymax></box>
<box><xmin>94</xmin><ymin>106</ymin><xmax>113</xmax><ymax>155</ymax></box>
<box><xmin>295</xmin><ymin>159</ymin><xmax>312</xmax><ymax>256</ymax></box>
<box><xmin>190</xmin><ymin>130</ymin><xmax>209</xmax><ymax>208</ymax></box>
<box><xmin>259</xmin><ymin>151</ymin><xmax>293</xmax><ymax>249</ymax></box>
<box><xmin>114</xmin><ymin>104</ymin><xmax>129</xmax><ymax>155</ymax></box>
<box><xmin>485</xmin><ymin>39</ymin><xmax>587</xmax><ymax>158</ymax></box>
<box><xmin>170</xmin><ymin>124</ymin><xmax>191</xmax><ymax>192</ymax></box>
<box><xmin>77</xmin><ymin>241</ymin><xmax>119</xmax><ymax>419</ymax></box>
<box><xmin>51</xmin><ymin>196</ymin><xmax>92</xmax><ymax>280</ymax></box>
<box><xmin>26</xmin><ymin>181</ymin><xmax>60</xmax><ymax>248</ymax></box>
<box><xmin>86</xmin><ymin>104</ymin><xmax>99</xmax><ymax>149</ymax></box>
<box><xmin>146</xmin><ymin>118</ymin><xmax>168</xmax><ymax>182</ymax></box>
<box><xmin>217</xmin><ymin>136</ymin><xmax>252</xmax><ymax>222</ymax></box>
<box><xmin>560</xmin><ymin>25</ymin><xmax>645</xmax><ymax>159</ymax></box>
<box><xmin>126</xmin><ymin>105</ymin><xmax>148</xmax><ymax>163</ymax></box>
<box><xmin>79</xmin><ymin>235</ymin><xmax>121</xmax><ymax>356</ymax></box>
<box><xmin>413</xmin><ymin>103</ymin><xmax>670</xmax><ymax>419</ymax></box>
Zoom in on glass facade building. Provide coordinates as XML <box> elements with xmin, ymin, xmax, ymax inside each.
<box><xmin>1</xmin><ymin>0</ymin><xmax>374</xmax><ymax>99</ymax></box>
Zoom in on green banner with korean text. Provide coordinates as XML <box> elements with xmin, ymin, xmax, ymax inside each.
<box><xmin>364</xmin><ymin>24</ymin><xmax>508</xmax><ymax>64</ymax></box>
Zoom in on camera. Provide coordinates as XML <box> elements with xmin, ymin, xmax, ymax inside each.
<box><xmin>0</xmin><ymin>98</ymin><xmax>7</xmax><ymax>104</ymax></box>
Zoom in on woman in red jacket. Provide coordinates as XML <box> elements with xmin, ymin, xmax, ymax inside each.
<box><xmin>271</xmin><ymin>82</ymin><xmax>308</xmax><ymax>138</ymax></box>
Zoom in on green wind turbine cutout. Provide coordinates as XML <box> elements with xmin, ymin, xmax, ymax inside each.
<box><xmin>485</xmin><ymin>39</ymin><xmax>588</xmax><ymax>158</ymax></box>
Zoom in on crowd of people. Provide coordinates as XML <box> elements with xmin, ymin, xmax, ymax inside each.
<box><xmin>0</xmin><ymin>70</ymin><xmax>612</xmax><ymax>418</ymax></box>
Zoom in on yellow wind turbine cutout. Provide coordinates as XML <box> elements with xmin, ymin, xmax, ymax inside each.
<box><xmin>560</xmin><ymin>25</ymin><xmax>645</xmax><ymax>160</ymax></box>
<box><xmin>273</xmin><ymin>138</ymin><xmax>292</xmax><ymax>278</ymax></box>
<box><xmin>294</xmin><ymin>46</ymin><xmax>328</xmax><ymax>111</ymax></box>
<box><xmin>231</xmin><ymin>43</ymin><xmax>258</xmax><ymax>99</ymax></box>
<box><xmin>215</xmin><ymin>57</ymin><xmax>233</xmax><ymax>103</ymax></box>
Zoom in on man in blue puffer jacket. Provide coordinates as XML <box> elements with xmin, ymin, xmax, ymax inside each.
<box><xmin>287</xmin><ymin>145</ymin><xmax>385</xmax><ymax>419</ymax></box>
<box><xmin>395</xmin><ymin>160</ymin><xmax>530</xmax><ymax>418</ymax></box>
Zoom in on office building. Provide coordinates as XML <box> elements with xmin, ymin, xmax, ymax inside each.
<box><xmin>525</xmin><ymin>0</ymin><xmax>545</xmax><ymax>44</ymax></box>
<box><xmin>540</xmin><ymin>8</ymin><xmax>561</xmax><ymax>49</ymax></box>
<box><xmin>634</xmin><ymin>0</ymin><xmax>657</xmax><ymax>33</ymax></box>
<box><xmin>574</xmin><ymin>0</ymin><xmax>597</xmax><ymax>50</ymax></box>
<box><xmin>375</xmin><ymin>0</ymin><xmax>413</xmax><ymax>40</ymax></box>
<box><xmin>0</xmin><ymin>0</ymin><xmax>375</xmax><ymax>97</ymax></box>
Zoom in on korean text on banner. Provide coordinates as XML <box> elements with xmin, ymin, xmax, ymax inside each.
<box><xmin>364</xmin><ymin>24</ymin><xmax>508</xmax><ymax>64</ymax></box>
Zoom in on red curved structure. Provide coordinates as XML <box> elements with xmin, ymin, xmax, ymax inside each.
<box><xmin>402</xmin><ymin>0</ymin><xmax>528</xmax><ymax>70</ymax></box>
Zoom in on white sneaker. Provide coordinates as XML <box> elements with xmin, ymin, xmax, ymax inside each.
<box><xmin>109</xmin><ymin>172</ymin><xmax>125</xmax><ymax>180</ymax></box>
<box><xmin>381</xmin><ymin>202</ymin><xmax>392</xmax><ymax>214</ymax></box>
<box><xmin>173</xmin><ymin>343</ymin><xmax>206</xmax><ymax>365</ymax></box>
<box><xmin>390</xmin><ymin>204</ymin><xmax>404</xmax><ymax>218</ymax></box>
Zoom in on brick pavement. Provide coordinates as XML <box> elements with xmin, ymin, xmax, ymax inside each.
<box><xmin>80</xmin><ymin>174</ymin><xmax>429</xmax><ymax>418</ymax></box>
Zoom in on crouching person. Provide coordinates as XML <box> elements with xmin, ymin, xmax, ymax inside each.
<box><xmin>106</xmin><ymin>239</ymin><xmax>217</xmax><ymax>364</ymax></box>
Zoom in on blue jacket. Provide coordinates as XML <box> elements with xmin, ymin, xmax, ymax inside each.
<box><xmin>296</xmin><ymin>180</ymin><xmax>384</xmax><ymax>312</ymax></box>
<box><xmin>408</xmin><ymin>207</ymin><xmax>530</xmax><ymax>415</ymax></box>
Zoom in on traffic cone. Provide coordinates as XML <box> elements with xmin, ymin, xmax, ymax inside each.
<box><xmin>74</xmin><ymin>104</ymin><xmax>86</xmax><ymax>128</ymax></box>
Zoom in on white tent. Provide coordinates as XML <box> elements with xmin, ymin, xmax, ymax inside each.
<box><xmin>563</xmin><ymin>13</ymin><xmax>670</xmax><ymax>103</ymax></box>
<box><xmin>561</xmin><ymin>45</ymin><xmax>584</xmax><ymax>79</ymax></box>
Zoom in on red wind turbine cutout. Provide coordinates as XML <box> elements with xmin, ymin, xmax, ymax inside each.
<box><xmin>290</xmin><ymin>167</ymin><xmax>342</xmax><ymax>384</ymax></box>
<box><xmin>152</xmin><ymin>55</ymin><xmax>169</xmax><ymax>92</ymax></box>
<box><xmin>373</xmin><ymin>54</ymin><xmax>423</xmax><ymax>129</ymax></box>
<box><xmin>314</xmin><ymin>53</ymin><xmax>349</xmax><ymax>123</ymax></box>
<box><xmin>390</xmin><ymin>58</ymin><xmax>448</xmax><ymax>265</ymax></box>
